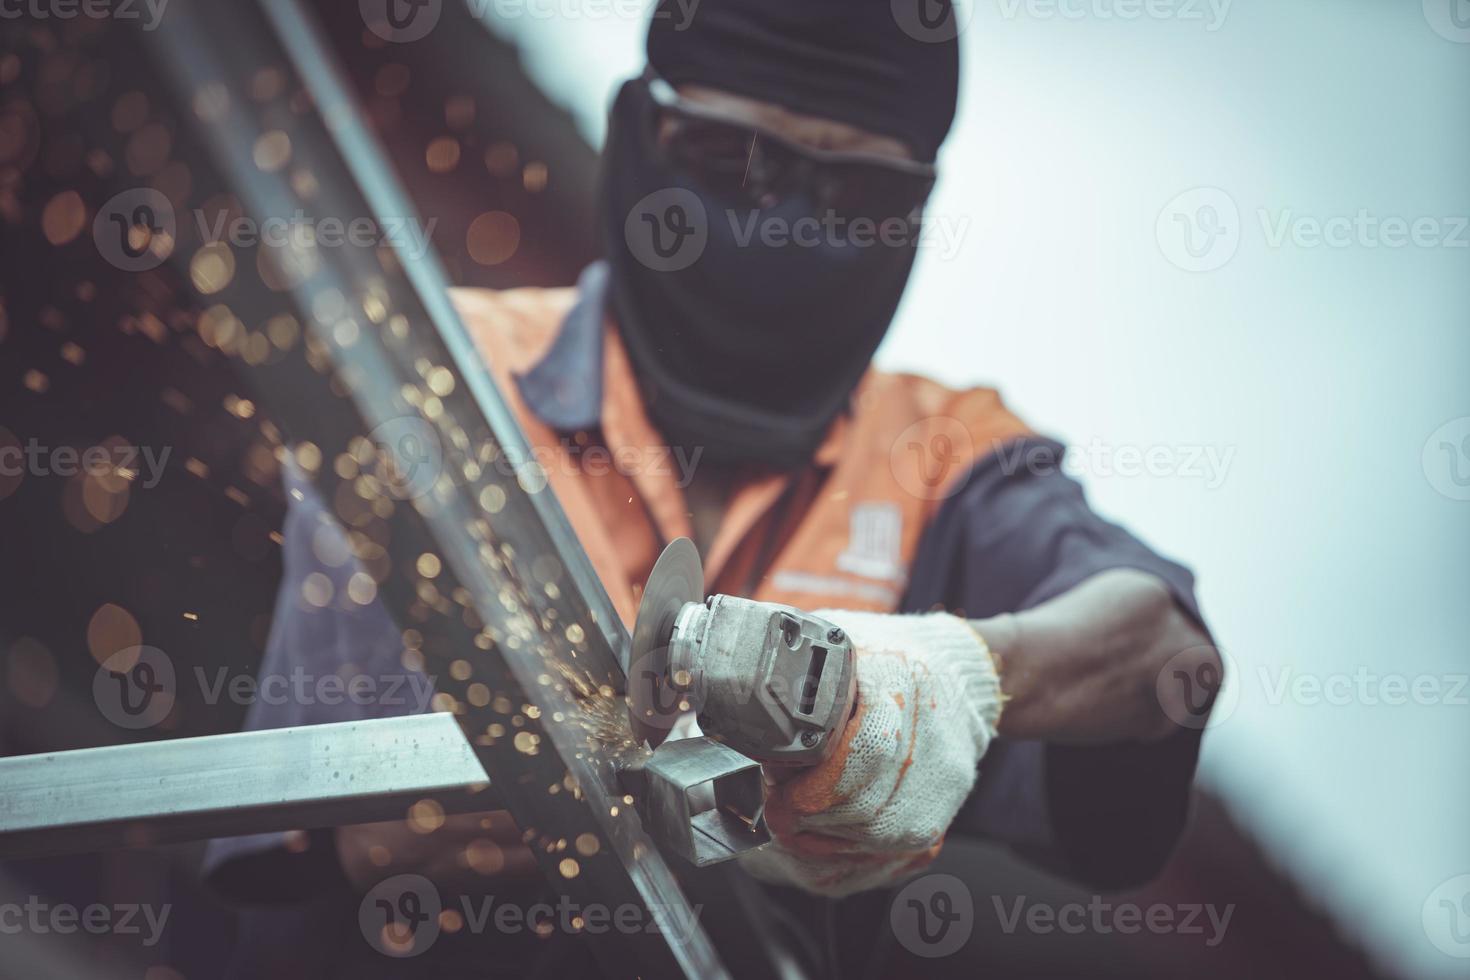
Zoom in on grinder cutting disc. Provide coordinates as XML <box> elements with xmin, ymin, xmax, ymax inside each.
<box><xmin>629</xmin><ymin>537</ymin><xmax>703</xmax><ymax>749</ymax></box>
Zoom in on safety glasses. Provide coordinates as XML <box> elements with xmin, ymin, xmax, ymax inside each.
<box><xmin>642</xmin><ymin>74</ymin><xmax>937</xmax><ymax>222</ymax></box>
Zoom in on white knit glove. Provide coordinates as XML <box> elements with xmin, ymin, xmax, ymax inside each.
<box><xmin>739</xmin><ymin>610</ymin><xmax>1003</xmax><ymax>897</ymax></box>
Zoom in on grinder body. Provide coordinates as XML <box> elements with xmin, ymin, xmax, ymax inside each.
<box><xmin>622</xmin><ymin>539</ymin><xmax>857</xmax><ymax>865</ymax></box>
<box><xmin>666</xmin><ymin>595</ymin><xmax>857</xmax><ymax>767</ymax></box>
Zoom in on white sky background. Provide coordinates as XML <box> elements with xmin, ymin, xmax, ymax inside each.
<box><xmin>475</xmin><ymin>3</ymin><xmax>1470</xmax><ymax>977</ymax></box>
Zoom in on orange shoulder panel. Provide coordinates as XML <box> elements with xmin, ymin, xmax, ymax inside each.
<box><xmin>850</xmin><ymin>369</ymin><xmax>1033</xmax><ymax>500</ymax></box>
<box><xmin>445</xmin><ymin>285</ymin><xmax>648</xmax><ymax>627</ymax></box>
<box><xmin>754</xmin><ymin>370</ymin><xmax>1032</xmax><ymax>613</ymax></box>
<box><xmin>448</xmin><ymin>285</ymin><xmax>578</xmax><ymax>383</ymax></box>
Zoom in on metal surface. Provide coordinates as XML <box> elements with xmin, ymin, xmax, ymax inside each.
<box><xmin>0</xmin><ymin>2</ymin><xmax>743</xmax><ymax>976</ymax></box>
<box><xmin>629</xmin><ymin>537</ymin><xmax>705</xmax><ymax>748</ymax></box>
<box><xmin>670</xmin><ymin>598</ymin><xmax>857</xmax><ymax>767</ymax></box>
<box><xmin>629</xmin><ymin>539</ymin><xmax>858</xmax><ymax>765</ymax></box>
<box><xmin>255</xmin><ymin>0</ymin><xmax>628</xmax><ymax>671</ymax></box>
<box><xmin>0</xmin><ymin>715</ymin><xmax>489</xmax><ymax>861</ymax></box>
<box><xmin>163</xmin><ymin>2</ymin><xmax>721</xmax><ymax>972</ymax></box>
<box><xmin>624</xmin><ymin>737</ymin><xmax>768</xmax><ymax>868</ymax></box>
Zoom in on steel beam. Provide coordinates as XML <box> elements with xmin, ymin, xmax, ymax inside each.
<box><xmin>165</xmin><ymin>1</ymin><xmax>722</xmax><ymax>971</ymax></box>
<box><xmin>0</xmin><ymin>715</ymin><xmax>488</xmax><ymax>861</ymax></box>
<box><xmin>0</xmin><ymin>2</ymin><xmax>745</xmax><ymax>976</ymax></box>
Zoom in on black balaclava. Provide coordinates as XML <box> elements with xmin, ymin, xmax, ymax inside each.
<box><xmin>603</xmin><ymin>0</ymin><xmax>961</xmax><ymax>470</ymax></box>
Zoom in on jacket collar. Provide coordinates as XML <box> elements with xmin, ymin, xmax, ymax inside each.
<box><xmin>513</xmin><ymin>261</ymin><xmax>610</xmax><ymax>432</ymax></box>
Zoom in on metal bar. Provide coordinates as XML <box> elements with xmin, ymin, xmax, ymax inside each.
<box><xmin>266</xmin><ymin>0</ymin><xmax>630</xmax><ymax>673</ymax></box>
<box><xmin>109</xmin><ymin>2</ymin><xmax>725</xmax><ymax>976</ymax></box>
<box><xmin>0</xmin><ymin>2</ymin><xmax>769</xmax><ymax>972</ymax></box>
<box><xmin>0</xmin><ymin>715</ymin><xmax>489</xmax><ymax>861</ymax></box>
<box><xmin>0</xmin><ymin>868</ymin><xmax>137</xmax><ymax>980</ymax></box>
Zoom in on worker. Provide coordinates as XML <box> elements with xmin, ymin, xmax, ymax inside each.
<box><xmin>205</xmin><ymin>1</ymin><xmax>1221</xmax><ymax>976</ymax></box>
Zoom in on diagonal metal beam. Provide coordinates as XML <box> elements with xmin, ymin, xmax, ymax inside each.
<box><xmin>148</xmin><ymin>1</ymin><xmax>725</xmax><ymax>974</ymax></box>
<box><xmin>0</xmin><ymin>2</ymin><xmax>744</xmax><ymax>976</ymax></box>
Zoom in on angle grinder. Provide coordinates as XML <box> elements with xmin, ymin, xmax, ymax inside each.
<box><xmin>628</xmin><ymin>538</ymin><xmax>858</xmax><ymax>767</ymax></box>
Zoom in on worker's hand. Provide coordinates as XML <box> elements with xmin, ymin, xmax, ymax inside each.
<box><xmin>336</xmin><ymin>808</ymin><xmax>539</xmax><ymax>891</ymax></box>
<box><xmin>739</xmin><ymin>611</ymin><xmax>1002</xmax><ymax>897</ymax></box>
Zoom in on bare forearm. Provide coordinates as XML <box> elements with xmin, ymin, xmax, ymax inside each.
<box><xmin>975</xmin><ymin>568</ymin><xmax>1218</xmax><ymax>744</ymax></box>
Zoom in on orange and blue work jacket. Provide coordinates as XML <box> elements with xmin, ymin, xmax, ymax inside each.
<box><xmin>206</xmin><ymin>264</ymin><xmax>1208</xmax><ymax>973</ymax></box>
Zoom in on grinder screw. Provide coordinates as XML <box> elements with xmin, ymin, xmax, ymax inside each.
<box><xmin>827</xmin><ymin>627</ymin><xmax>844</xmax><ymax>644</ymax></box>
<box><xmin>801</xmin><ymin>731</ymin><xmax>821</xmax><ymax>747</ymax></box>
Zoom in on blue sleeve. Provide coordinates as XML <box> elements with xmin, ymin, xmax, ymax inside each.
<box><xmin>202</xmin><ymin>466</ymin><xmax>432</xmax><ymax>903</ymax></box>
<box><xmin>903</xmin><ymin>436</ymin><xmax>1208</xmax><ymax>888</ymax></box>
